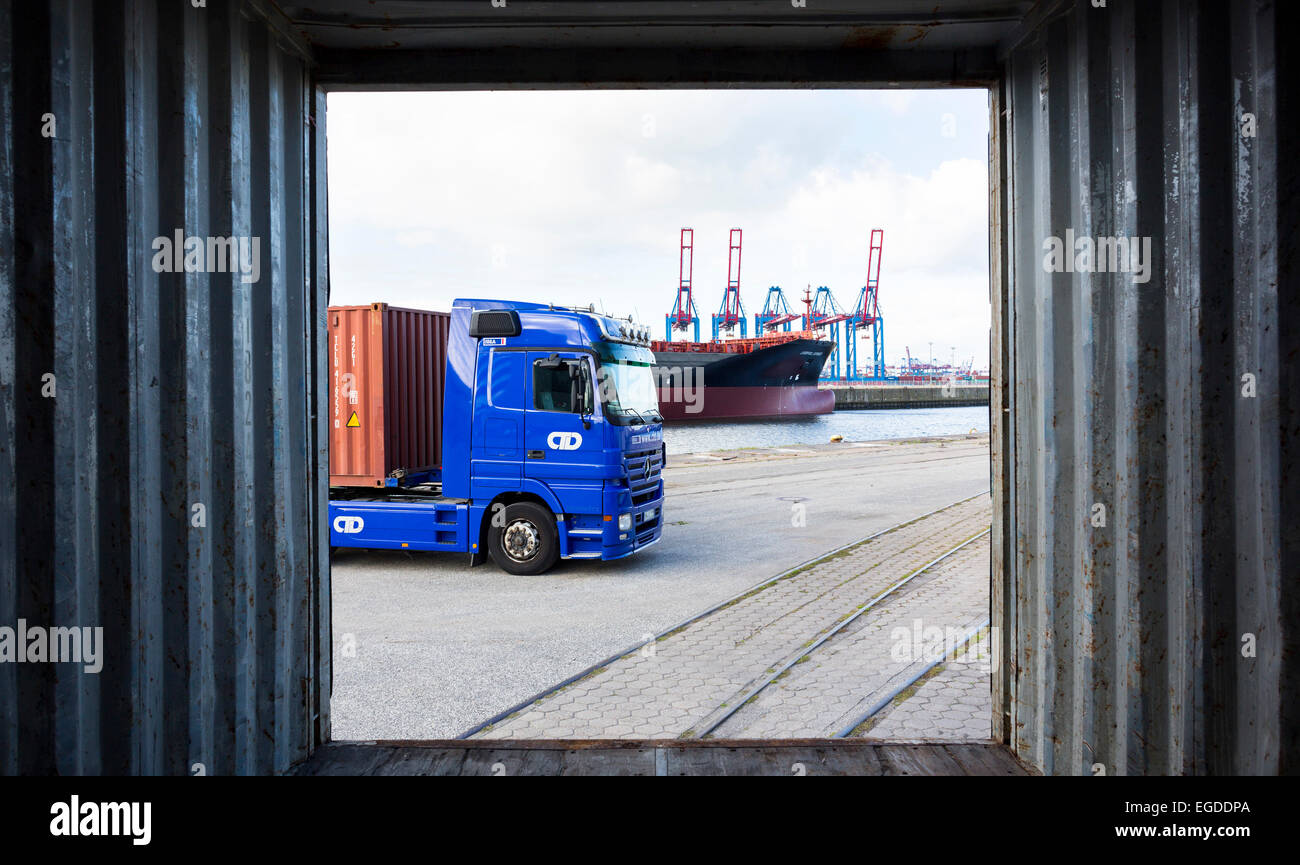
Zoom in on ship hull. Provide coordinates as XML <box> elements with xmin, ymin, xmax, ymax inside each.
<box><xmin>653</xmin><ymin>337</ymin><xmax>836</xmax><ymax>422</ymax></box>
<box><xmin>656</xmin><ymin>384</ymin><xmax>835</xmax><ymax>421</ymax></box>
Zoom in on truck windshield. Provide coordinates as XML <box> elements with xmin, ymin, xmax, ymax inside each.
<box><xmin>596</xmin><ymin>345</ymin><xmax>662</xmax><ymax>425</ymax></box>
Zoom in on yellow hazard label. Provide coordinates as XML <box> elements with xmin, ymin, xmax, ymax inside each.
<box><xmin>346</xmin><ymin>411</ymin><xmax>360</xmax><ymax>428</ymax></box>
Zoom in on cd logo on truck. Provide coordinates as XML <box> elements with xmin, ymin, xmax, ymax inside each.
<box><xmin>547</xmin><ymin>432</ymin><xmax>583</xmax><ymax>451</ymax></box>
<box><xmin>333</xmin><ymin>516</ymin><xmax>364</xmax><ymax>534</ymax></box>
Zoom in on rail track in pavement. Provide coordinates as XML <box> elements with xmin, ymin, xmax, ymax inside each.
<box><xmin>463</xmin><ymin>492</ymin><xmax>993</xmax><ymax>741</ymax></box>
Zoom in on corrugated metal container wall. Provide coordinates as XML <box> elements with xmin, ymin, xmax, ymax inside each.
<box><xmin>0</xmin><ymin>0</ymin><xmax>331</xmax><ymax>774</ymax></box>
<box><xmin>328</xmin><ymin>304</ymin><xmax>449</xmax><ymax>487</ymax></box>
<box><xmin>993</xmin><ymin>0</ymin><xmax>1297</xmax><ymax>774</ymax></box>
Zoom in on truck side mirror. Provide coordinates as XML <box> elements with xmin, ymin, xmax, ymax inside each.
<box><xmin>570</xmin><ymin>364</ymin><xmax>593</xmax><ymax>427</ymax></box>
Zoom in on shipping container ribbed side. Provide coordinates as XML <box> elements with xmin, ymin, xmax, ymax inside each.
<box><xmin>992</xmin><ymin>0</ymin><xmax>1298</xmax><ymax>775</ymax></box>
<box><xmin>328</xmin><ymin>304</ymin><xmax>449</xmax><ymax>487</ymax></box>
<box><xmin>3</xmin><ymin>0</ymin><xmax>1295</xmax><ymax>778</ymax></box>
<box><xmin>0</xmin><ymin>0</ymin><xmax>330</xmax><ymax>775</ymax></box>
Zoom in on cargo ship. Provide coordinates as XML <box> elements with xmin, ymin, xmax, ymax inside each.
<box><xmin>650</xmin><ymin>331</ymin><xmax>836</xmax><ymax>422</ymax></box>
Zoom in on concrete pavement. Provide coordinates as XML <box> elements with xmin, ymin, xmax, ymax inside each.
<box><xmin>329</xmin><ymin>434</ymin><xmax>989</xmax><ymax>740</ymax></box>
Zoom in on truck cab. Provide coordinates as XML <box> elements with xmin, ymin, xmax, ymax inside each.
<box><xmin>328</xmin><ymin>298</ymin><xmax>665</xmax><ymax>575</ymax></box>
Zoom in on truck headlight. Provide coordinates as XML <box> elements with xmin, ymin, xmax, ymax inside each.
<box><xmin>618</xmin><ymin>513</ymin><xmax>633</xmax><ymax>532</ymax></box>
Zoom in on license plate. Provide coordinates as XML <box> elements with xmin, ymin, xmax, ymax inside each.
<box><xmin>645</xmin><ymin>508</ymin><xmax>657</xmax><ymax>521</ymax></box>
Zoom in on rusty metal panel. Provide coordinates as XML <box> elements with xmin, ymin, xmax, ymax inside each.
<box><xmin>0</xmin><ymin>0</ymin><xmax>20</xmax><ymax>780</ymax></box>
<box><xmin>0</xmin><ymin>0</ymin><xmax>327</xmax><ymax>775</ymax></box>
<box><xmin>309</xmin><ymin>83</ymin><xmax>332</xmax><ymax>746</ymax></box>
<box><xmin>995</xmin><ymin>0</ymin><xmax>1297</xmax><ymax>775</ymax></box>
<box><xmin>3</xmin><ymin>0</ymin><xmax>1292</xmax><ymax>779</ymax></box>
<box><xmin>987</xmin><ymin>80</ymin><xmax>1014</xmax><ymax>746</ymax></box>
<box><xmin>328</xmin><ymin>303</ymin><xmax>449</xmax><ymax>487</ymax></box>
<box><xmin>291</xmin><ymin>0</ymin><xmax>1029</xmax><ymax>87</ymax></box>
<box><xmin>283</xmin><ymin>0</ymin><xmax>1037</xmax><ymax>51</ymax></box>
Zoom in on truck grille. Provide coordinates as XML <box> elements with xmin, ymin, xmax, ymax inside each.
<box><xmin>623</xmin><ymin>447</ymin><xmax>663</xmax><ymax>506</ymax></box>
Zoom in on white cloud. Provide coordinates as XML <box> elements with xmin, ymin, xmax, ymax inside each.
<box><xmin>327</xmin><ymin>89</ymin><xmax>991</xmax><ymax>369</ymax></box>
<box><xmin>394</xmin><ymin>229</ymin><xmax>437</xmax><ymax>247</ymax></box>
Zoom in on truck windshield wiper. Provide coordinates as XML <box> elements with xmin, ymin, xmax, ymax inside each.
<box><xmin>612</xmin><ymin>406</ymin><xmax>660</xmax><ymax>425</ymax></box>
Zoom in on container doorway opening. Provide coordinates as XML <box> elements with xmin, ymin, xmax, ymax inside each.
<box><xmin>8</xmin><ymin>0</ymin><xmax>1289</xmax><ymax>778</ymax></box>
<box><xmin>324</xmin><ymin>89</ymin><xmax>995</xmax><ymax>747</ymax></box>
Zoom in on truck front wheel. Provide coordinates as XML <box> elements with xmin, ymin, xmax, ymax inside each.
<box><xmin>488</xmin><ymin>501</ymin><xmax>560</xmax><ymax>576</ymax></box>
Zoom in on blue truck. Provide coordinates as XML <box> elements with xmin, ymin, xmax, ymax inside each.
<box><xmin>328</xmin><ymin>299</ymin><xmax>665</xmax><ymax>575</ymax></box>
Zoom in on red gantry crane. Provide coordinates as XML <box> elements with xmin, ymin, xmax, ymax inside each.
<box><xmin>711</xmin><ymin>228</ymin><xmax>747</xmax><ymax>339</ymax></box>
<box><xmin>665</xmin><ymin>227</ymin><xmax>700</xmax><ymax>342</ymax></box>
<box><xmin>846</xmin><ymin>228</ymin><xmax>886</xmax><ymax>380</ymax></box>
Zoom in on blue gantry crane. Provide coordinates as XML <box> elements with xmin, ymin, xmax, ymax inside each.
<box><xmin>803</xmin><ymin>285</ymin><xmax>853</xmax><ymax>380</ymax></box>
<box><xmin>754</xmin><ymin>286</ymin><xmax>799</xmax><ymax>333</ymax></box>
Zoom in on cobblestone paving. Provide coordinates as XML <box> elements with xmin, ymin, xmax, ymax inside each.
<box><xmin>476</xmin><ymin>496</ymin><xmax>992</xmax><ymax>739</ymax></box>
<box><xmin>709</xmin><ymin>535</ymin><xmax>990</xmax><ymax>738</ymax></box>
<box><xmin>859</xmin><ymin>628</ymin><xmax>994</xmax><ymax>741</ymax></box>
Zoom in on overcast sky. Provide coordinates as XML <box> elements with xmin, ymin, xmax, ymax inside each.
<box><xmin>327</xmin><ymin>89</ymin><xmax>990</xmax><ymax>370</ymax></box>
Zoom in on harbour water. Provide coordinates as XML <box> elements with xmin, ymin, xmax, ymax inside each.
<box><xmin>662</xmin><ymin>405</ymin><xmax>989</xmax><ymax>455</ymax></box>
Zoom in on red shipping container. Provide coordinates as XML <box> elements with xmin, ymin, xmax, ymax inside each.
<box><xmin>329</xmin><ymin>303</ymin><xmax>450</xmax><ymax>487</ymax></box>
